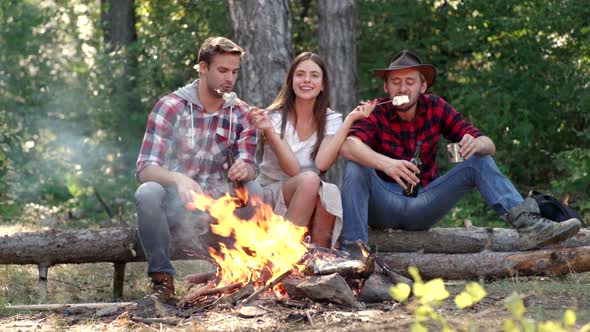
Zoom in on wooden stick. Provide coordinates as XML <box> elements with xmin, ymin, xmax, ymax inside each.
<box><xmin>185</xmin><ymin>271</ymin><xmax>216</xmax><ymax>285</ymax></box>
<box><xmin>374</xmin><ymin>256</ymin><xmax>413</xmax><ymax>286</ymax></box>
<box><xmin>180</xmin><ymin>281</ymin><xmax>215</xmax><ymax>305</ymax></box>
<box><xmin>213</xmin><ymin>283</ymin><xmax>255</xmax><ymax>306</ymax></box>
<box><xmin>198</xmin><ymin>282</ymin><xmax>242</xmax><ymax>297</ymax></box>
<box><xmin>238</xmin><ymin>269</ymin><xmax>293</xmax><ymax>305</ymax></box>
<box><xmin>6</xmin><ymin>302</ymin><xmax>136</xmax><ymax>311</ymax></box>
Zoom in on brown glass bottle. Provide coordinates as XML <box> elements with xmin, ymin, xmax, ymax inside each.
<box><xmin>403</xmin><ymin>141</ymin><xmax>423</xmax><ymax>197</ymax></box>
<box><xmin>226</xmin><ymin>150</ymin><xmax>246</xmax><ymax>207</ymax></box>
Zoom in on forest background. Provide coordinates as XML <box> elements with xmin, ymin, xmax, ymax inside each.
<box><xmin>1</xmin><ymin>0</ymin><xmax>589</xmax><ymax>229</ymax></box>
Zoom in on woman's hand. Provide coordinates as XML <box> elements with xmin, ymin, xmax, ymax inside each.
<box><xmin>346</xmin><ymin>100</ymin><xmax>377</xmax><ymax>123</ymax></box>
<box><xmin>251</xmin><ymin>107</ymin><xmax>272</xmax><ymax>134</ymax></box>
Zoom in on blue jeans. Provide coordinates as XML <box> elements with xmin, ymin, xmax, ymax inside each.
<box><xmin>135</xmin><ymin>180</ymin><xmax>263</xmax><ymax>275</ymax></box>
<box><xmin>340</xmin><ymin>155</ymin><xmax>523</xmax><ymax>243</ymax></box>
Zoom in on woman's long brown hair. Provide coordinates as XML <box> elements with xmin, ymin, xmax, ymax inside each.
<box><xmin>265</xmin><ymin>52</ymin><xmax>331</xmax><ymax>160</ymax></box>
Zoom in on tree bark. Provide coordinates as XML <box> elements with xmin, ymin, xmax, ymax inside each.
<box><xmin>227</xmin><ymin>0</ymin><xmax>293</xmax><ymax>108</ymax></box>
<box><xmin>379</xmin><ymin>245</ymin><xmax>590</xmax><ymax>280</ymax></box>
<box><xmin>369</xmin><ymin>227</ymin><xmax>590</xmax><ymax>253</ymax></box>
<box><xmin>0</xmin><ymin>227</ymin><xmax>207</xmax><ymax>266</ymax></box>
<box><xmin>100</xmin><ymin>0</ymin><xmax>137</xmax><ymax>48</ymax></box>
<box><xmin>318</xmin><ymin>0</ymin><xmax>358</xmax><ymax>185</ymax></box>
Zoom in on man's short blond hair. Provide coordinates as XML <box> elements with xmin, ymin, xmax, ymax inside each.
<box><xmin>197</xmin><ymin>37</ymin><xmax>244</xmax><ymax>64</ymax></box>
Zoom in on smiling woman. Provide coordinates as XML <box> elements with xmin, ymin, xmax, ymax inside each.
<box><xmin>251</xmin><ymin>52</ymin><xmax>376</xmax><ymax>248</ymax></box>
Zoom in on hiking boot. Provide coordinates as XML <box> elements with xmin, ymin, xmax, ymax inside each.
<box><xmin>507</xmin><ymin>197</ymin><xmax>582</xmax><ymax>247</ymax></box>
<box><xmin>149</xmin><ymin>272</ymin><xmax>178</xmax><ymax>305</ymax></box>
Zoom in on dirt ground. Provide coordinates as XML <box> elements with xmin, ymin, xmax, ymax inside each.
<box><xmin>1</xmin><ymin>274</ymin><xmax>589</xmax><ymax>332</ymax></box>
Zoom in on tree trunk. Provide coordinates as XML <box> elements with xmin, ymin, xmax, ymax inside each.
<box><xmin>318</xmin><ymin>0</ymin><xmax>358</xmax><ymax>185</ymax></box>
<box><xmin>0</xmin><ymin>227</ymin><xmax>206</xmax><ymax>266</ymax></box>
<box><xmin>100</xmin><ymin>0</ymin><xmax>137</xmax><ymax>48</ymax></box>
<box><xmin>100</xmin><ymin>0</ymin><xmax>141</xmax><ymax>168</ymax></box>
<box><xmin>379</xmin><ymin>246</ymin><xmax>590</xmax><ymax>280</ymax></box>
<box><xmin>227</xmin><ymin>0</ymin><xmax>293</xmax><ymax>108</ymax></box>
<box><xmin>369</xmin><ymin>227</ymin><xmax>590</xmax><ymax>253</ymax></box>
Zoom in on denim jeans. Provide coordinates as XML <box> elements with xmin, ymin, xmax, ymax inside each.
<box><xmin>340</xmin><ymin>155</ymin><xmax>523</xmax><ymax>243</ymax></box>
<box><xmin>135</xmin><ymin>180</ymin><xmax>263</xmax><ymax>275</ymax></box>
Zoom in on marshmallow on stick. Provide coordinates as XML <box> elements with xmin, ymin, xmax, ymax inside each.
<box><xmin>392</xmin><ymin>95</ymin><xmax>409</xmax><ymax>106</ymax></box>
<box><xmin>223</xmin><ymin>92</ymin><xmax>237</xmax><ymax>104</ymax></box>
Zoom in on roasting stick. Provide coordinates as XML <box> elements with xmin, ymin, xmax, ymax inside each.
<box><xmin>238</xmin><ymin>269</ymin><xmax>294</xmax><ymax>306</ymax></box>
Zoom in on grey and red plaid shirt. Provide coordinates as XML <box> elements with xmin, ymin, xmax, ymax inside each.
<box><xmin>349</xmin><ymin>94</ymin><xmax>482</xmax><ymax>186</ymax></box>
<box><xmin>136</xmin><ymin>80</ymin><xmax>256</xmax><ymax>195</ymax></box>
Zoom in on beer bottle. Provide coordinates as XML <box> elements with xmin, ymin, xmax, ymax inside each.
<box><xmin>403</xmin><ymin>141</ymin><xmax>423</xmax><ymax>198</ymax></box>
<box><xmin>226</xmin><ymin>149</ymin><xmax>246</xmax><ymax>207</ymax></box>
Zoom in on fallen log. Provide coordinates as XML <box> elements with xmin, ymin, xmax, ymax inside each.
<box><xmin>380</xmin><ymin>245</ymin><xmax>590</xmax><ymax>280</ymax></box>
<box><xmin>0</xmin><ymin>226</ymin><xmax>207</xmax><ymax>265</ymax></box>
<box><xmin>2</xmin><ymin>226</ymin><xmax>588</xmax><ymax>300</ymax></box>
<box><xmin>369</xmin><ymin>227</ymin><xmax>590</xmax><ymax>253</ymax></box>
<box><xmin>0</xmin><ymin>226</ymin><xmax>209</xmax><ymax>301</ymax></box>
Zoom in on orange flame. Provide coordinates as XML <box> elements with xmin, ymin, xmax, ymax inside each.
<box><xmin>187</xmin><ymin>190</ymin><xmax>308</xmax><ymax>287</ymax></box>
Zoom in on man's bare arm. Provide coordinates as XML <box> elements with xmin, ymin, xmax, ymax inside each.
<box><xmin>340</xmin><ymin>136</ymin><xmax>420</xmax><ymax>189</ymax></box>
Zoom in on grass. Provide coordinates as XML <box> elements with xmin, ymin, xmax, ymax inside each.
<box><xmin>0</xmin><ymin>260</ymin><xmax>214</xmax><ymax>312</ymax></box>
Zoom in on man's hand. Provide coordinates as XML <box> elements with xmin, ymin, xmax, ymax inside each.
<box><xmin>225</xmin><ymin>158</ymin><xmax>253</xmax><ymax>182</ymax></box>
<box><xmin>459</xmin><ymin>134</ymin><xmax>495</xmax><ymax>159</ymax></box>
<box><xmin>380</xmin><ymin>158</ymin><xmax>421</xmax><ymax>189</ymax></box>
<box><xmin>173</xmin><ymin>172</ymin><xmax>203</xmax><ymax>204</ymax></box>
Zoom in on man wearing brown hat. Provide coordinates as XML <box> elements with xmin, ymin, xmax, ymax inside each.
<box><xmin>339</xmin><ymin>50</ymin><xmax>581</xmax><ymax>248</ymax></box>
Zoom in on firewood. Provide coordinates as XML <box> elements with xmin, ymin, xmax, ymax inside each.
<box><xmin>180</xmin><ymin>281</ymin><xmax>216</xmax><ymax>306</ymax></box>
<box><xmin>374</xmin><ymin>256</ymin><xmax>413</xmax><ymax>287</ymax></box>
<box><xmin>238</xmin><ymin>269</ymin><xmax>294</xmax><ymax>305</ymax></box>
<box><xmin>214</xmin><ymin>283</ymin><xmax>255</xmax><ymax>306</ymax></box>
<box><xmin>185</xmin><ymin>271</ymin><xmax>216</xmax><ymax>285</ymax></box>
<box><xmin>198</xmin><ymin>282</ymin><xmax>242</xmax><ymax>297</ymax></box>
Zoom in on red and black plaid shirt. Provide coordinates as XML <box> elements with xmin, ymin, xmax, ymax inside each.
<box><xmin>349</xmin><ymin>94</ymin><xmax>482</xmax><ymax>186</ymax></box>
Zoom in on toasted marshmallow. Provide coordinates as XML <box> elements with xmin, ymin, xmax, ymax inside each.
<box><xmin>223</xmin><ymin>92</ymin><xmax>236</xmax><ymax>103</ymax></box>
<box><xmin>392</xmin><ymin>95</ymin><xmax>409</xmax><ymax>106</ymax></box>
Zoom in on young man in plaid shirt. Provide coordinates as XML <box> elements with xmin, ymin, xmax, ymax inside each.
<box><xmin>339</xmin><ymin>50</ymin><xmax>581</xmax><ymax>249</ymax></box>
<box><xmin>134</xmin><ymin>37</ymin><xmax>261</xmax><ymax>304</ymax></box>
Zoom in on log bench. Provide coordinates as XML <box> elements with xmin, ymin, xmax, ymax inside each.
<box><xmin>0</xmin><ymin>227</ymin><xmax>207</xmax><ymax>302</ymax></box>
<box><xmin>1</xmin><ymin>227</ymin><xmax>589</xmax><ymax>302</ymax></box>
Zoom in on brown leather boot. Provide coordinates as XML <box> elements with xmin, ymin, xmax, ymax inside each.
<box><xmin>149</xmin><ymin>272</ymin><xmax>178</xmax><ymax>305</ymax></box>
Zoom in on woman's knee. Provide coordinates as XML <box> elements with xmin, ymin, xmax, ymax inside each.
<box><xmin>135</xmin><ymin>181</ymin><xmax>166</xmax><ymax>206</ymax></box>
<box><xmin>295</xmin><ymin>171</ymin><xmax>321</xmax><ymax>193</ymax></box>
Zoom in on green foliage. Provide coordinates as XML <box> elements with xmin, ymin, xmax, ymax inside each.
<box><xmin>1</xmin><ymin>0</ymin><xmax>588</xmax><ymax>227</ymax></box>
<box><xmin>358</xmin><ymin>0</ymin><xmax>590</xmax><ymax>208</ymax></box>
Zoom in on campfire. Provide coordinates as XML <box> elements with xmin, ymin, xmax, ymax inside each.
<box><xmin>181</xmin><ymin>189</ymin><xmax>386</xmax><ymax>308</ymax></box>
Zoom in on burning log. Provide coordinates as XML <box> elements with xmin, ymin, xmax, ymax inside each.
<box><xmin>304</xmin><ymin>241</ymin><xmax>375</xmax><ymax>278</ymax></box>
<box><xmin>214</xmin><ymin>283</ymin><xmax>255</xmax><ymax>306</ymax></box>
<box><xmin>304</xmin><ymin>256</ymin><xmax>374</xmax><ymax>278</ymax></box>
<box><xmin>180</xmin><ymin>282</ymin><xmax>216</xmax><ymax>306</ymax></box>
<box><xmin>239</xmin><ymin>269</ymin><xmax>294</xmax><ymax>305</ymax></box>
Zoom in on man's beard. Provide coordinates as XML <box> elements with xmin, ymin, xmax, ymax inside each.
<box><xmin>394</xmin><ymin>100</ymin><xmax>416</xmax><ymax>112</ymax></box>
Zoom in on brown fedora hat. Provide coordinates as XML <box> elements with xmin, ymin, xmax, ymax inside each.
<box><xmin>374</xmin><ymin>50</ymin><xmax>436</xmax><ymax>88</ymax></box>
